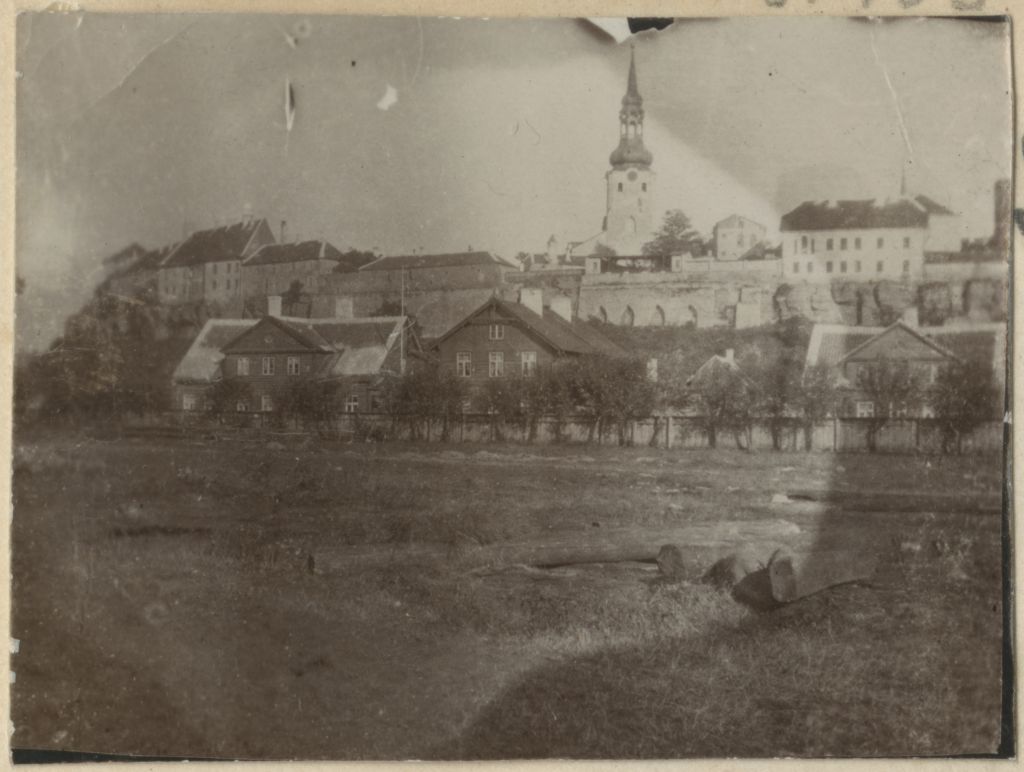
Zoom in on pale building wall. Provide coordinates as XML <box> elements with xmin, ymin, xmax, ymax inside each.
<box><xmin>782</xmin><ymin>227</ymin><xmax>926</xmax><ymax>282</ymax></box>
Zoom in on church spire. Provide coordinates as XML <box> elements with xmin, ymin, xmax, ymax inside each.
<box><xmin>626</xmin><ymin>45</ymin><xmax>641</xmax><ymax>102</ymax></box>
<box><xmin>609</xmin><ymin>45</ymin><xmax>653</xmax><ymax>169</ymax></box>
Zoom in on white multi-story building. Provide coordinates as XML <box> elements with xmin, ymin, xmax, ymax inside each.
<box><xmin>779</xmin><ymin>197</ymin><xmax>956</xmax><ymax>282</ymax></box>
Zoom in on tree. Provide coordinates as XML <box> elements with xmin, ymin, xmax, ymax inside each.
<box><xmin>279</xmin><ymin>379</ymin><xmax>341</xmax><ymax>431</ymax></box>
<box><xmin>856</xmin><ymin>357</ymin><xmax>924</xmax><ymax>452</ymax></box>
<box><xmin>642</xmin><ymin>209</ymin><xmax>703</xmax><ymax>258</ymax></box>
<box><xmin>282</xmin><ymin>280</ymin><xmax>305</xmax><ymax>316</ymax></box>
<box><xmin>688</xmin><ymin>357</ymin><xmax>757</xmax><ymax>449</ymax></box>
<box><xmin>593</xmin><ymin>243</ymin><xmax>618</xmax><ymax>258</ymax></box>
<box><xmin>207</xmin><ymin>379</ymin><xmax>254</xmax><ymax>426</ymax></box>
<box><xmin>793</xmin><ymin>364</ymin><xmax>838</xmax><ymax>451</ymax></box>
<box><xmin>930</xmin><ymin>361</ymin><xmax>1000</xmax><ymax>454</ymax></box>
<box><xmin>385</xmin><ymin>365</ymin><xmax>467</xmax><ymax>441</ymax></box>
<box><xmin>751</xmin><ymin>357</ymin><xmax>800</xmax><ymax>451</ymax></box>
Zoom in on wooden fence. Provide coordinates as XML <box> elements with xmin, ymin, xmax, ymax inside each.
<box><xmin>157</xmin><ymin>411</ymin><xmax>1004</xmax><ymax>454</ymax></box>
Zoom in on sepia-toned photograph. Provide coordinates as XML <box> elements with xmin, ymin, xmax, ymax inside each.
<box><xmin>10</xmin><ymin>12</ymin><xmax>1012</xmax><ymax>761</ymax></box>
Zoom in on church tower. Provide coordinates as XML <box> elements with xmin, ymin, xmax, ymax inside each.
<box><xmin>602</xmin><ymin>47</ymin><xmax>655</xmax><ymax>255</ymax></box>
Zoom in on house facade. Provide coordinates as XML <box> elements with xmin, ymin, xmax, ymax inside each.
<box><xmin>158</xmin><ymin>217</ymin><xmax>276</xmax><ymax>305</ymax></box>
<box><xmin>804</xmin><ymin>320</ymin><xmax>1005</xmax><ymax>418</ymax></box>
<box><xmin>239</xmin><ymin>240</ymin><xmax>360</xmax><ymax>299</ymax></box>
<box><xmin>172</xmin><ymin>312</ymin><xmax>416</xmax><ymax>415</ymax></box>
<box><xmin>432</xmin><ymin>289</ymin><xmax>625</xmax><ymax>387</ymax></box>
<box><xmin>780</xmin><ymin>198</ymin><xmax>937</xmax><ymax>282</ymax></box>
<box><xmin>713</xmin><ymin>215</ymin><xmax>766</xmax><ymax>261</ymax></box>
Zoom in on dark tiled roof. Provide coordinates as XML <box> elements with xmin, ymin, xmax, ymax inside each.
<box><xmin>448</xmin><ymin>298</ymin><xmax>626</xmax><ymax>357</ymax></box>
<box><xmin>244</xmin><ymin>240</ymin><xmax>343</xmax><ymax>267</ymax></box>
<box><xmin>162</xmin><ymin>219</ymin><xmax>269</xmax><ymax>268</ymax></box>
<box><xmin>913</xmin><ymin>195</ymin><xmax>956</xmax><ymax>216</ymax></box>
<box><xmin>360</xmin><ymin>251</ymin><xmax>516</xmax><ymax>272</ymax></box>
<box><xmin>780</xmin><ymin>199</ymin><xmax>929</xmax><ymax>232</ymax></box>
<box><xmin>807</xmin><ymin>322</ymin><xmax>1004</xmax><ymax>375</ymax></box>
<box><xmin>102</xmin><ymin>243</ymin><xmax>148</xmax><ymax>267</ymax></box>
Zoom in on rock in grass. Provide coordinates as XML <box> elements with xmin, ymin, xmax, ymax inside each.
<box><xmin>656</xmin><ymin>544</ymin><xmax>686</xmax><ymax>578</ymax></box>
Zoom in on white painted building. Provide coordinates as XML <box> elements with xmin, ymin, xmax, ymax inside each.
<box><xmin>779</xmin><ymin>197</ymin><xmax>947</xmax><ymax>282</ymax></box>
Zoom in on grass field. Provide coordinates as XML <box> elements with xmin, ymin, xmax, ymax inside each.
<box><xmin>10</xmin><ymin>433</ymin><xmax>1007</xmax><ymax>759</ymax></box>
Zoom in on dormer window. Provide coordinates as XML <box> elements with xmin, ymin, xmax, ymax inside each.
<box><xmin>489</xmin><ymin>324</ymin><xmax>505</xmax><ymax>341</ymax></box>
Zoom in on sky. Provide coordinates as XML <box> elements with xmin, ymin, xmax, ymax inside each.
<box><xmin>14</xmin><ymin>14</ymin><xmax>1013</xmax><ymax>350</ymax></box>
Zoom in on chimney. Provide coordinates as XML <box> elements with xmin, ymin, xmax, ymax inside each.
<box><xmin>550</xmin><ymin>295</ymin><xmax>573</xmax><ymax>322</ymax></box>
<box><xmin>334</xmin><ymin>296</ymin><xmax>353</xmax><ymax>319</ymax></box>
<box><xmin>519</xmin><ymin>288</ymin><xmax>544</xmax><ymax>317</ymax></box>
<box><xmin>901</xmin><ymin>306</ymin><xmax>919</xmax><ymax>327</ymax></box>
<box><xmin>267</xmin><ymin>295</ymin><xmax>282</xmax><ymax>317</ymax></box>
<box><xmin>280</xmin><ymin>219</ymin><xmax>288</xmax><ymax>244</ymax></box>
<box><xmin>319</xmin><ymin>240</ymin><xmax>326</xmax><ymax>259</ymax></box>
<box><xmin>723</xmin><ymin>348</ymin><xmax>735</xmax><ymax>363</ymax></box>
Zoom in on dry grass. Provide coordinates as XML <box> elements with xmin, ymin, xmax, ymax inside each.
<box><xmin>10</xmin><ymin>433</ymin><xmax>1006</xmax><ymax>760</ymax></box>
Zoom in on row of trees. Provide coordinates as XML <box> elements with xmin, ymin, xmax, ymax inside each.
<box><xmin>192</xmin><ymin>352</ymin><xmax>999</xmax><ymax>455</ymax></box>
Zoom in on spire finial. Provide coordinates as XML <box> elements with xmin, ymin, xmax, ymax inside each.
<box><xmin>626</xmin><ymin>44</ymin><xmax>640</xmax><ymax>99</ymax></box>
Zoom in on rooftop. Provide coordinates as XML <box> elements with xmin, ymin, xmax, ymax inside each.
<box><xmin>162</xmin><ymin>218</ymin><xmax>271</xmax><ymax>268</ymax></box>
<box><xmin>243</xmin><ymin>240</ymin><xmax>345</xmax><ymax>267</ymax></box>
<box><xmin>360</xmin><ymin>251</ymin><xmax>517</xmax><ymax>272</ymax></box>
<box><xmin>780</xmin><ymin>197</ymin><xmax>940</xmax><ymax>232</ymax></box>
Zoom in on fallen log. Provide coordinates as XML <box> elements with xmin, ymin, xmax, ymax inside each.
<box><xmin>726</xmin><ymin>547</ymin><xmax>879</xmax><ymax>610</ymax></box>
<box><xmin>313</xmin><ymin>519</ymin><xmax>804</xmax><ymax>575</ymax></box>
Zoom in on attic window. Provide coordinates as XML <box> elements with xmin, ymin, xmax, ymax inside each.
<box><xmin>489</xmin><ymin>324</ymin><xmax>505</xmax><ymax>341</ymax></box>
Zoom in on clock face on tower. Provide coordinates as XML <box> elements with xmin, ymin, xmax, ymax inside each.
<box><xmin>627</xmin><ymin>170</ymin><xmax>638</xmax><ymax>182</ymax></box>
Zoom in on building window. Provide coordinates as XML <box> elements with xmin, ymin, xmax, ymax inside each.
<box><xmin>262</xmin><ymin>356</ymin><xmax>275</xmax><ymax>375</ymax></box>
<box><xmin>237</xmin><ymin>357</ymin><xmax>250</xmax><ymax>376</ymax></box>
<box><xmin>840</xmin><ymin>237</ymin><xmax>847</xmax><ymax>250</ymax></box>
<box><xmin>213</xmin><ymin>264</ymin><xmax>218</xmax><ymax>274</ymax></box>
<box><xmin>902</xmin><ymin>260</ymin><xmax>910</xmax><ymax>274</ymax></box>
<box><xmin>212</xmin><ymin>279</ymin><xmax>217</xmax><ymax>290</ymax></box>
<box><xmin>855</xmin><ymin>237</ymin><xmax>862</xmax><ymax>249</ymax></box>
<box><xmin>489</xmin><ymin>351</ymin><xmax>504</xmax><ymax>378</ymax></box>
<box><xmin>236</xmin><ymin>399</ymin><xmax>248</xmax><ymax>412</ymax></box>
<box><xmin>182</xmin><ymin>393</ymin><xmax>197</xmax><ymax>411</ymax></box>
<box><xmin>800</xmin><ymin>236</ymin><xmax>808</xmax><ymax>252</ymax></box>
<box><xmin>344</xmin><ymin>395</ymin><xmax>359</xmax><ymax>413</ymax></box>
<box><xmin>877</xmin><ymin>237</ymin><xmax>884</xmax><ymax>249</ymax></box>
<box><xmin>617</xmin><ymin>182</ymin><xmax>623</xmax><ymax>192</ymax></box>
<box><xmin>641</xmin><ymin>183</ymin><xmax>647</xmax><ymax>192</ymax></box>
<box><xmin>826</xmin><ymin>238</ymin><xmax>834</xmax><ymax>251</ymax></box>
<box><xmin>928</xmin><ymin>363</ymin><xmax>939</xmax><ymax>384</ymax></box>
<box><xmin>261</xmin><ymin>394</ymin><xmax>273</xmax><ymax>412</ymax></box>
<box><xmin>812</xmin><ymin>239</ymin><xmax>816</xmax><ymax>252</ymax></box>
<box><xmin>855</xmin><ymin>261</ymin><xmax>862</xmax><ymax>273</ymax></box>
<box><xmin>793</xmin><ymin>262</ymin><xmax>799</xmax><ymax>274</ymax></box>
<box><xmin>489</xmin><ymin>323</ymin><xmax>505</xmax><ymax>340</ymax></box>
<box><xmin>903</xmin><ymin>236</ymin><xmax>911</xmax><ymax>248</ymax></box>
<box><xmin>287</xmin><ymin>356</ymin><xmax>300</xmax><ymax>375</ymax></box>
<box><xmin>457</xmin><ymin>352</ymin><xmax>472</xmax><ymax>377</ymax></box>
<box><xmin>521</xmin><ymin>351</ymin><xmax>537</xmax><ymax>377</ymax></box>
<box><xmin>807</xmin><ymin>262</ymin><xmax>813</xmax><ymax>273</ymax></box>
<box><xmin>826</xmin><ymin>261</ymin><xmax>833</xmax><ymax>273</ymax></box>
<box><xmin>840</xmin><ymin>261</ymin><xmax>847</xmax><ymax>273</ymax></box>
<box><xmin>855</xmin><ymin>400</ymin><xmax>875</xmax><ymax>418</ymax></box>
<box><xmin>877</xmin><ymin>261</ymin><xmax>884</xmax><ymax>273</ymax></box>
